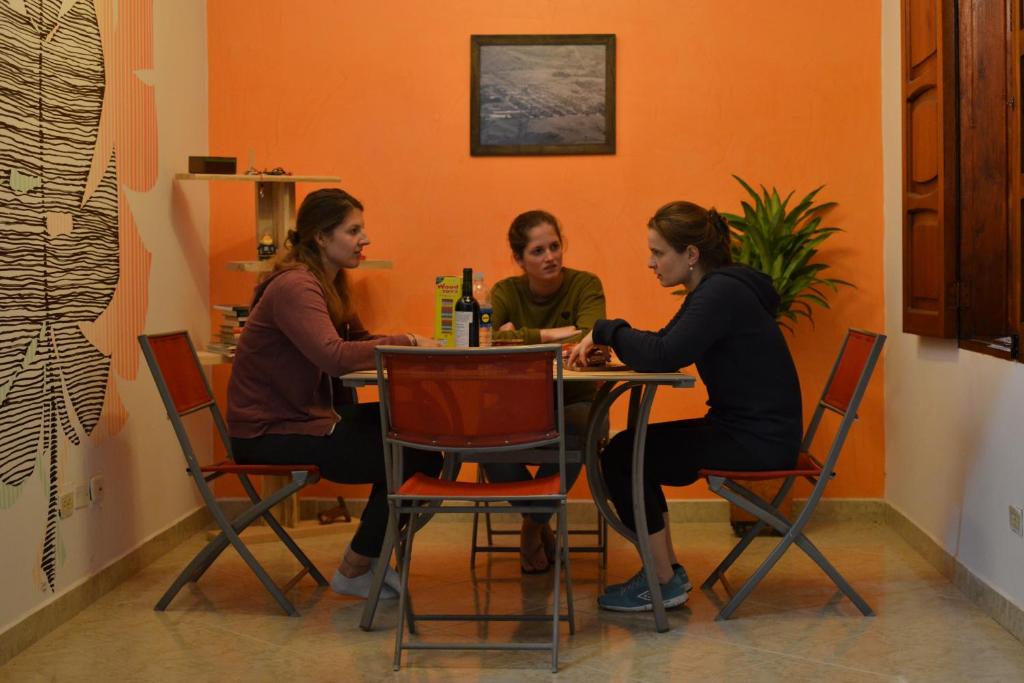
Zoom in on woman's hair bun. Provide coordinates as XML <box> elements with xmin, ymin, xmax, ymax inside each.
<box><xmin>707</xmin><ymin>207</ymin><xmax>730</xmax><ymax>241</ymax></box>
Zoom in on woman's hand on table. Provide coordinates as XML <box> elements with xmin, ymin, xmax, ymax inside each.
<box><xmin>567</xmin><ymin>331</ymin><xmax>599</xmax><ymax>369</ymax></box>
<box><xmin>496</xmin><ymin>322</ymin><xmax>580</xmax><ymax>344</ymax></box>
<box><xmin>540</xmin><ymin>326</ymin><xmax>579</xmax><ymax>343</ymax></box>
<box><xmin>407</xmin><ymin>333</ymin><xmax>440</xmax><ymax>347</ymax></box>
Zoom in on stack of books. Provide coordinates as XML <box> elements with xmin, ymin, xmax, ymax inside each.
<box><xmin>208</xmin><ymin>304</ymin><xmax>250</xmax><ymax>358</ymax></box>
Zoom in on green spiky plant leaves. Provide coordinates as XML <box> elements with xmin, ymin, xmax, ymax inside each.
<box><xmin>722</xmin><ymin>175</ymin><xmax>853</xmax><ymax>333</ymax></box>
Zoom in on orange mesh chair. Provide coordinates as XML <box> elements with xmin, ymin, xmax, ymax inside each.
<box><xmin>362</xmin><ymin>345</ymin><xmax>574</xmax><ymax>672</ymax></box>
<box><xmin>699</xmin><ymin>329</ymin><xmax>885</xmax><ymax>620</ymax></box>
<box><xmin>138</xmin><ymin>331</ymin><xmax>327</xmax><ymax>616</ymax></box>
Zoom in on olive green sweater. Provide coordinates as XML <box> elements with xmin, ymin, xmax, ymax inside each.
<box><xmin>491</xmin><ymin>268</ymin><xmax>606</xmax><ymax>404</ymax></box>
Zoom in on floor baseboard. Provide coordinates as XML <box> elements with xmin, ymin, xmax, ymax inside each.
<box><xmin>885</xmin><ymin>503</ymin><xmax>1024</xmax><ymax>643</ymax></box>
<box><xmin>0</xmin><ymin>507</ymin><xmax>210</xmax><ymax>667</ymax></box>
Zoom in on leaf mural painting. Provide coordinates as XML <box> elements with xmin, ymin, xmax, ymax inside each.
<box><xmin>0</xmin><ymin>0</ymin><xmax>156</xmax><ymax>591</ymax></box>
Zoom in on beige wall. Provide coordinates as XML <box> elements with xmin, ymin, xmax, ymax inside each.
<box><xmin>881</xmin><ymin>0</ymin><xmax>1024</xmax><ymax>610</ymax></box>
<box><xmin>0</xmin><ymin>1</ymin><xmax>212</xmax><ymax>634</ymax></box>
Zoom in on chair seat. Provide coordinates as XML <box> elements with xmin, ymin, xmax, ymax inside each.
<box><xmin>197</xmin><ymin>460</ymin><xmax>320</xmax><ymax>476</ymax></box>
<box><xmin>388</xmin><ymin>429</ymin><xmax>559</xmax><ymax>448</ymax></box>
<box><xmin>698</xmin><ymin>451</ymin><xmax>822</xmax><ymax>481</ymax></box>
<box><xmin>396</xmin><ymin>472</ymin><xmax>562</xmax><ymax>498</ymax></box>
<box><xmin>459</xmin><ymin>446</ymin><xmax>583</xmax><ymax>465</ymax></box>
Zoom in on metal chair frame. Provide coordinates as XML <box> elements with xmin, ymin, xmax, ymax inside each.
<box><xmin>138</xmin><ymin>331</ymin><xmax>327</xmax><ymax>617</ymax></box>
<box><xmin>700</xmin><ymin>328</ymin><xmax>886</xmax><ymax>620</ymax></box>
<box><xmin>360</xmin><ymin>345</ymin><xmax>575</xmax><ymax>673</ymax></box>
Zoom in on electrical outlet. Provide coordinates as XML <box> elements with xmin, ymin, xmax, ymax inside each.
<box><xmin>89</xmin><ymin>475</ymin><xmax>105</xmax><ymax>503</ymax></box>
<box><xmin>1010</xmin><ymin>505</ymin><xmax>1023</xmax><ymax>537</ymax></box>
<box><xmin>59</xmin><ymin>492</ymin><xmax>74</xmax><ymax>519</ymax></box>
<box><xmin>74</xmin><ymin>483</ymin><xmax>90</xmax><ymax>509</ymax></box>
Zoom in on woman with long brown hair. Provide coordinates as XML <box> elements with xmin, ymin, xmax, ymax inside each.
<box><xmin>570</xmin><ymin>200</ymin><xmax>802</xmax><ymax>613</ymax></box>
<box><xmin>227</xmin><ymin>188</ymin><xmax>441</xmax><ymax>600</ymax></box>
<box><xmin>486</xmin><ymin>209</ymin><xmax>607</xmax><ymax>574</ymax></box>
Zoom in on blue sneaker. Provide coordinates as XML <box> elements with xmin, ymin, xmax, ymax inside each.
<box><xmin>605</xmin><ymin>563</ymin><xmax>692</xmax><ymax>594</ymax></box>
<box><xmin>597</xmin><ymin>570</ymin><xmax>689</xmax><ymax>612</ymax></box>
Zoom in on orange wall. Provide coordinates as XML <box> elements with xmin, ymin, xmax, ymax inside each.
<box><xmin>207</xmin><ymin>0</ymin><xmax>884</xmax><ymax>500</ymax></box>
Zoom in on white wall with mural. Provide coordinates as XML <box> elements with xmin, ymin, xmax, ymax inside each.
<box><xmin>0</xmin><ymin>0</ymin><xmax>212</xmax><ymax>633</ymax></box>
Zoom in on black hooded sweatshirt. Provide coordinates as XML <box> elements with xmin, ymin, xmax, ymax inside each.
<box><xmin>592</xmin><ymin>265</ymin><xmax>802</xmax><ymax>464</ymax></box>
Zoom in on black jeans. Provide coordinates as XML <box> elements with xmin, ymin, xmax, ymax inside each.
<box><xmin>231</xmin><ymin>403</ymin><xmax>442</xmax><ymax>557</ymax></box>
<box><xmin>600</xmin><ymin>417</ymin><xmax>793</xmax><ymax>536</ymax></box>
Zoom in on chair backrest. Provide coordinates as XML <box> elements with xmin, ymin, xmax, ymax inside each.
<box><xmin>140</xmin><ymin>332</ymin><xmax>213</xmax><ymax>415</ymax></box>
<box><xmin>802</xmin><ymin>328</ymin><xmax>886</xmax><ymax>471</ymax></box>
<box><xmin>822</xmin><ymin>329</ymin><xmax>880</xmax><ymax>414</ymax></box>
<box><xmin>377</xmin><ymin>345</ymin><xmax>563</xmax><ymax>450</ymax></box>
<box><xmin>138</xmin><ymin>331</ymin><xmax>229</xmax><ymax>468</ymax></box>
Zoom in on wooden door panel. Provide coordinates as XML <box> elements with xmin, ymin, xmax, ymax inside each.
<box><xmin>1013</xmin><ymin>2</ymin><xmax>1024</xmax><ymax>353</ymax></box>
<box><xmin>958</xmin><ymin>0</ymin><xmax>1012</xmax><ymax>339</ymax></box>
<box><xmin>902</xmin><ymin>0</ymin><xmax>958</xmax><ymax>337</ymax></box>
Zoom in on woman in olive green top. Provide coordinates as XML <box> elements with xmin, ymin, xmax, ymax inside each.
<box><xmin>486</xmin><ymin>209</ymin><xmax>607</xmax><ymax>573</ymax></box>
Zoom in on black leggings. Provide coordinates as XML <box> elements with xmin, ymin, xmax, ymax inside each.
<box><xmin>600</xmin><ymin>417</ymin><xmax>793</xmax><ymax>536</ymax></box>
<box><xmin>231</xmin><ymin>403</ymin><xmax>442</xmax><ymax>557</ymax></box>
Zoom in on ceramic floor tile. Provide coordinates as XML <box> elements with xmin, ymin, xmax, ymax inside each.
<box><xmin>2</xmin><ymin>519</ymin><xmax>1023</xmax><ymax>681</ymax></box>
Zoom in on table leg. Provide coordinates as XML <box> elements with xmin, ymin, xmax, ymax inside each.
<box><xmin>626</xmin><ymin>385</ymin><xmax>642</xmax><ymax>427</ymax></box>
<box><xmin>629</xmin><ymin>385</ymin><xmax>669</xmax><ymax>632</ymax></box>
<box><xmin>584</xmin><ymin>381</ymin><xmax>671</xmax><ymax>632</ymax></box>
<box><xmin>584</xmin><ymin>382</ymin><xmax>640</xmax><ymax>543</ymax></box>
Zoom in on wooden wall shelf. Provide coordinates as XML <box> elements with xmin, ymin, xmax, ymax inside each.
<box><xmin>197</xmin><ymin>350</ymin><xmax>230</xmax><ymax>366</ymax></box>
<box><xmin>175</xmin><ymin>173</ymin><xmax>341</xmax><ymax>183</ymax></box>
<box><xmin>175</xmin><ymin>172</ymin><xmax>342</xmax><ymax>252</ymax></box>
<box><xmin>226</xmin><ymin>259</ymin><xmax>393</xmax><ymax>272</ymax></box>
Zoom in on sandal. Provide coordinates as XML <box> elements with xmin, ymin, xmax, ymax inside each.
<box><xmin>520</xmin><ymin>519</ymin><xmax>551</xmax><ymax>574</ymax></box>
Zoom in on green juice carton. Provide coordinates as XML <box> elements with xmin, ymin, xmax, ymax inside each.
<box><xmin>434</xmin><ymin>276</ymin><xmax>462</xmax><ymax>347</ymax></box>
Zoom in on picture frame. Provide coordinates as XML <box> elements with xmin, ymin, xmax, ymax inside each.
<box><xmin>470</xmin><ymin>34</ymin><xmax>616</xmax><ymax>156</ymax></box>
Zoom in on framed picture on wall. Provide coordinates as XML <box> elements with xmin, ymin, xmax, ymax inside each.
<box><xmin>470</xmin><ymin>34</ymin><xmax>616</xmax><ymax>156</ymax></box>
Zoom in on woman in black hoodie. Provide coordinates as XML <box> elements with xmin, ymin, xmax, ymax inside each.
<box><xmin>569</xmin><ymin>200</ymin><xmax>802</xmax><ymax>612</ymax></box>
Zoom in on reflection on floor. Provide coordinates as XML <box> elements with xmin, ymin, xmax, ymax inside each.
<box><xmin>2</xmin><ymin>518</ymin><xmax>1023</xmax><ymax>682</ymax></box>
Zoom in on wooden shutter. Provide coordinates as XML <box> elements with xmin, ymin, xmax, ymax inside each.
<box><xmin>1013</xmin><ymin>0</ymin><xmax>1024</xmax><ymax>355</ymax></box>
<box><xmin>957</xmin><ymin>0</ymin><xmax>1013</xmax><ymax>340</ymax></box>
<box><xmin>902</xmin><ymin>0</ymin><xmax>958</xmax><ymax>337</ymax></box>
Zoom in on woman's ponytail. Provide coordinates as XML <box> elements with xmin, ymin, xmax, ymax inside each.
<box><xmin>648</xmin><ymin>202</ymin><xmax>733</xmax><ymax>270</ymax></box>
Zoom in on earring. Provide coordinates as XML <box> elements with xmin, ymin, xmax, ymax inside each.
<box><xmin>689</xmin><ymin>264</ymin><xmax>694</xmax><ymax>271</ymax></box>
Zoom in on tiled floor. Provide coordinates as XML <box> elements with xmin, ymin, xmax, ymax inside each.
<box><xmin>3</xmin><ymin>517</ymin><xmax>1023</xmax><ymax>682</ymax></box>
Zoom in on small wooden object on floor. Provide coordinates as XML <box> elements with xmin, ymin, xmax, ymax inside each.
<box><xmin>318</xmin><ymin>496</ymin><xmax>352</xmax><ymax>524</ymax></box>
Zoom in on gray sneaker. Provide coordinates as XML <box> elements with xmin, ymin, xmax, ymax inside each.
<box><xmin>605</xmin><ymin>563</ymin><xmax>692</xmax><ymax>594</ymax></box>
<box><xmin>597</xmin><ymin>570</ymin><xmax>689</xmax><ymax>612</ymax></box>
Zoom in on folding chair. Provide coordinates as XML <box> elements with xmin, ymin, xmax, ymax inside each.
<box><xmin>138</xmin><ymin>331</ymin><xmax>327</xmax><ymax>617</ymax></box>
<box><xmin>363</xmin><ymin>345</ymin><xmax>575</xmax><ymax>673</ymax></box>
<box><xmin>468</xmin><ymin>433</ymin><xmax>609</xmax><ymax>568</ymax></box>
<box><xmin>699</xmin><ymin>328</ymin><xmax>886</xmax><ymax>620</ymax></box>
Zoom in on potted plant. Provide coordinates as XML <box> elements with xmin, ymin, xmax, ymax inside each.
<box><xmin>722</xmin><ymin>175</ymin><xmax>852</xmax><ymax>333</ymax></box>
